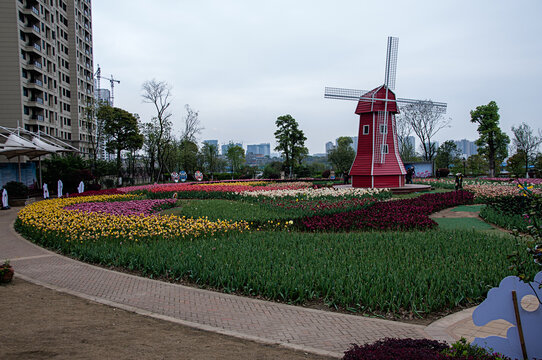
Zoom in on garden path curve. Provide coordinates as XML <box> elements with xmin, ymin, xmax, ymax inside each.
<box><xmin>0</xmin><ymin>206</ymin><xmax>510</xmax><ymax>358</ymax></box>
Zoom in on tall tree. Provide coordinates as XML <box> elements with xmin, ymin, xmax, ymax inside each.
<box><xmin>435</xmin><ymin>140</ymin><xmax>461</xmax><ymax>169</ymax></box>
<box><xmin>181</xmin><ymin>104</ymin><xmax>203</xmax><ymax>142</ymax></box>
<box><xmin>511</xmin><ymin>122</ymin><xmax>542</xmax><ymax>177</ymax></box>
<box><xmin>506</xmin><ymin>151</ymin><xmax>528</xmax><ymax>178</ymax></box>
<box><xmin>396</xmin><ymin>118</ymin><xmax>417</xmax><ymax>162</ymax></box>
<box><xmin>226</xmin><ymin>144</ymin><xmax>245</xmax><ymax>178</ymax></box>
<box><xmin>141</xmin><ymin>79</ymin><xmax>173</xmax><ymax>182</ymax></box>
<box><xmin>99</xmin><ymin>106</ymin><xmax>144</xmax><ymax>176</ymax></box>
<box><xmin>274</xmin><ymin>114</ymin><xmax>308</xmax><ymax>176</ymax></box>
<box><xmin>201</xmin><ymin>142</ymin><xmax>219</xmax><ymax>179</ymax></box>
<box><xmin>400</xmin><ymin>101</ymin><xmax>450</xmax><ymax>161</ymax></box>
<box><xmin>327</xmin><ymin>137</ymin><xmax>355</xmax><ymax>178</ymax></box>
<box><xmin>178</xmin><ymin>139</ymin><xmax>199</xmax><ymax>176</ymax></box>
<box><xmin>470</xmin><ymin>101</ymin><xmax>510</xmax><ymax>177</ymax></box>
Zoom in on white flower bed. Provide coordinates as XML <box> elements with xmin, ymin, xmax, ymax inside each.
<box><xmin>238</xmin><ymin>187</ymin><xmax>389</xmax><ymax>198</ymax></box>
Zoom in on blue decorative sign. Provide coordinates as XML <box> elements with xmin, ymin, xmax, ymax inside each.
<box><xmin>472</xmin><ymin>271</ymin><xmax>542</xmax><ymax>359</ymax></box>
<box><xmin>180</xmin><ymin>171</ymin><xmax>187</xmax><ymax>182</ymax></box>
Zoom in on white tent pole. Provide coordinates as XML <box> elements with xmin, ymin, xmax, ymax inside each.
<box><xmin>39</xmin><ymin>156</ymin><xmax>42</xmax><ymax>188</ymax></box>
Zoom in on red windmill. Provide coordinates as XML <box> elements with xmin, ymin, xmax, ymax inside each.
<box><xmin>325</xmin><ymin>37</ymin><xmax>447</xmax><ymax>188</ymax></box>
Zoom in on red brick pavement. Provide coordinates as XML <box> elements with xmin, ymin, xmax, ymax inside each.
<box><xmin>1</xmin><ymin>207</ymin><xmax>431</xmax><ymax>358</ymax></box>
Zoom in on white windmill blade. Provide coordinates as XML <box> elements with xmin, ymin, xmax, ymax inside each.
<box><xmin>324</xmin><ymin>87</ymin><xmax>372</xmax><ymax>101</ymax></box>
<box><xmin>396</xmin><ymin>97</ymin><xmax>447</xmax><ymax>113</ymax></box>
<box><xmin>384</xmin><ymin>36</ymin><xmax>399</xmax><ymax>90</ymax></box>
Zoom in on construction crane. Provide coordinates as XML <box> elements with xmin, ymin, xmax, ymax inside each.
<box><xmin>94</xmin><ymin>64</ymin><xmax>120</xmax><ymax>106</ymax></box>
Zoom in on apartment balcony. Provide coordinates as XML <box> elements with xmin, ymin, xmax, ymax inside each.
<box><xmin>21</xmin><ymin>6</ymin><xmax>40</xmax><ymax>20</ymax></box>
<box><xmin>26</xmin><ymin>79</ymin><xmax>43</xmax><ymax>88</ymax></box>
<box><xmin>26</xmin><ymin>24</ymin><xmax>41</xmax><ymax>35</ymax></box>
<box><xmin>24</xmin><ymin>42</ymin><xmax>41</xmax><ymax>54</ymax></box>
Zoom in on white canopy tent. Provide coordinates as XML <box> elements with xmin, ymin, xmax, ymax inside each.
<box><xmin>0</xmin><ymin>126</ymin><xmax>78</xmax><ymax>186</ymax></box>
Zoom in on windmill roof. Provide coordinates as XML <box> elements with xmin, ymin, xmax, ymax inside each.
<box><xmin>355</xmin><ymin>85</ymin><xmax>398</xmax><ymax>115</ymax></box>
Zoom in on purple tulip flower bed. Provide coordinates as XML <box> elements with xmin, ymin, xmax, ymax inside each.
<box><xmin>67</xmin><ymin>188</ymin><xmax>125</xmax><ymax>197</ymax></box>
<box><xmin>300</xmin><ymin>190</ymin><xmax>474</xmax><ymax>232</ymax></box>
<box><xmin>65</xmin><ymin>199</ymin><xmax>177</xmax><ymax>216</ymax></box>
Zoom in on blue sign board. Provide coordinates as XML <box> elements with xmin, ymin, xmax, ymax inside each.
<box><xmin>180</xmin><ymin>171</ymin><xmax>187</xmax><ymax>182</ymax></box>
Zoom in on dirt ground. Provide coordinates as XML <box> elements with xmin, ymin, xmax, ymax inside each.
<box><xmin>0</xmin><ymin>278</ymin><xmax>334</xmax><ymax>360</ymax></box>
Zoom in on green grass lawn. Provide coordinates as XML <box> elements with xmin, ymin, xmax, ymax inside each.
<box><xmin>161</xmin><ymin>199</ymin><xmax>302</xmax><ymax>223</ymax></box>
<box><xmin>451</xmin><ymin>205</ymin><xmax>484</xmax><ymax>212</ymax></box>
<box><xmin>434</xmin><ymin>217</ymin><xmax>499</xmax><ymax>232</ymax></box>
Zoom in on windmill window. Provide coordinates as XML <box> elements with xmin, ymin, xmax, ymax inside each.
<box><xmin>363</xmin><ymin>125</ymin><xmax>370</xmax><ymax>135</ymax></box>
<box><xmin>380</xmin><ymin>124</ymin><xmax>388</xmax><ymax>134</ymax></box>
<box><xmin>381</xmin><ymin>144</ymin><xmax>389</xmax><ymax>154</ymax></box>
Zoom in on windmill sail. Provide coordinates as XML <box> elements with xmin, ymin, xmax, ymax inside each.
<box><xmin>384</xmin><ymin>37</ymin><xmax>399</xmax><ymax>91</ymax></box>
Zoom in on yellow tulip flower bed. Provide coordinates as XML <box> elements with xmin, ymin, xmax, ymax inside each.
<box><xmin>16</xmin><ymin>194</ymin><xmax>250</xmax><ymax>243</ymax></box>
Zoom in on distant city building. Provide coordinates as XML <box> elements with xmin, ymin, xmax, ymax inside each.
<box><xmin>454</xmin><ymin>139</ymin><xmax>478</xmax><ymax>158</ymax></box>
<box><xmin>95</xmin><ymin>89</ymin><xmax>111</xmax><ymax>105</ymax></box>
<box><xmin>203</xmin><ymin>139</ymin><xmax>218</xmax><ymax>148</ymax></box>
<box><xmin>246</xmin><ymin>143</ymin><xmax>270</xmax><ymax>156</ymax></box>
<box><xmin>325</xmin><ymin>141</ymin><xmax>335</xmax><ymax>153</ymax></box>
<box><xmin>221</xmin><ymin>142</ymin><xmax>243</xmax><ymax>156</ymax></box>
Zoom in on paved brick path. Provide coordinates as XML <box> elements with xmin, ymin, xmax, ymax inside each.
<box><xmin>0</xmin><ymin>206</ymin><xmax>514</xmax><ymax>357</ymax></box>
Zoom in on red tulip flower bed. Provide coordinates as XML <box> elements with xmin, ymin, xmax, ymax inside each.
<box><xmin>300</xmin><ymin>191</ymin><xmax>474</xmax><ymax>232</ymax></box>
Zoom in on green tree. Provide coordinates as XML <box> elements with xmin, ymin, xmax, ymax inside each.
<box><xmin>226</xmin><ymin>144</ymin><xmax>245</xmax><ymax>178</ymax></box>
<box><xmin>274</xmin><ymin>114</ymin><xmax>308</xmax><ymax>176</ymax></box>
<box><xmin>511</xmin><ymin>122</ymin><xmax>542</xmax><ymax>177</ymax></box>
<box><xmin>178</xmin><ymin>139</ymin><xmax>199</xmax><ymax>176</ymax></box>
<box><xmin>470</xmin><ymin>101</ymin><xmax>510</xmax><ymax>177</ymax></box>
<box><xmin>327</xmin><ymin>137</ymin><xmax>355</xmax><ymax>178</ymax></box>
<box><xmin>465</xmin><ymin>154</ymin><xmax>488</xmax><ymax>177</ymax></box>
<box><xmin>435</xmin><ymin>140</ymin><xmax>461</xmax><ymax>169</ymax></box>
<box><xmin>506</xmin><ymin>151</ymin><xmax>527</xmax><ymax>178</ymax></box>
<box><xmin>201</xmin><ymin>142</ymin><xmax>219</xmax><ymax>179</ymax></box>
<box><xmin>263</xmin><ymin>161</ymin><xmax>283</xmax><ymax>179</ymax></box>
<box><xmin>99</xmin><ymin>106</ymin><xmax>144</xmax><ymax>176</ymax></box>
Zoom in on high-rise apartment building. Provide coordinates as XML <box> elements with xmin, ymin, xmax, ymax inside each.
<box><xmin>0</xmin><ymin>0</ymin><xmax>95</xmax><ymax>156</ymax></box>
<box><xmin>246</xmin><ymin>143</ymin><xmax>270</xmax><ymax>157</ymax></box>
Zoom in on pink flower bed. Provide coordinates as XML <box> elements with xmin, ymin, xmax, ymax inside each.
<box><xmin>65</xmin><ymin>199</ymin><xmax>177</xmax><ymax>216</ymax></box>
<box><xmin>118</xmin><ymin>182</ymin><xmax>310</xmax><ymax>194</ymax></box>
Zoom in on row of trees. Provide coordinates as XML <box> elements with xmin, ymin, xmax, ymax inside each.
<box><xmin>85</xmin><ymin>81</ymin><xmax>540</xmax><ymax>183</ymax></box>
<box><xmin>397</xmin><ymin>100</ymin><xmax>542</xmax><ymax>177</ymax></box>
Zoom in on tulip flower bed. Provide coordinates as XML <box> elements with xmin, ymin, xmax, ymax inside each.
<box><xmin>16</xmin><ymin>195</ymin><xmax>250</xmax><ymax>244</ymax></box>
<box><xmin>17</xmin><ymin>182</ymin><xmax>535</xmax><ymax>319</ymax></box>
<box><xmin>299</xmin><ymin>191</ymin><xmax>474</xmax><ymax>232</ymax></box>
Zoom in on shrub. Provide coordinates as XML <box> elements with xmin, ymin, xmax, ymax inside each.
<box><xmin>322</xmin><ymin>169</ymin><xmax>331</xmax><ymax>178</ymax></box>
<box><xmin>3</xmin><ymin>181</ymin><xmax>29</xmax><ymax>198</ymax></box>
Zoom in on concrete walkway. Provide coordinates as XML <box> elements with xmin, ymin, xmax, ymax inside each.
<box><xmin>0</xmin><ymin>207</ymin><xmax>513</xmax><ymax>358</ymax></box>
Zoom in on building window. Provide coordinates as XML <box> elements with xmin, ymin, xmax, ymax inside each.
<box><xmin>381</xmin><ymin>144</ymin><xmax>389</xmax><ymax>154</ymax></box>
<box><xmin>23</xmin><ymin>88</ymin><xmax>28</xmax><ymax>97</ymax></box>
<box><xmin>380</xmin><ymin>124</ymin><xmax>387</xmax><ymax>134</ymax></box>
<box><xmin>363</xmin><ymin>125</ymin><xmax>369</xmax><ymax>135</ymax></box>
<box><xmin>23</xmin><ymin>106</ymin><xmax>30</xmax><ymax>115</ymax></box>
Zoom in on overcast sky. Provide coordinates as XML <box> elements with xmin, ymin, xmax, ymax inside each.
<box><xmin>92</xmin><ymin>0</ymin><xmax>542</xmax><ymax>155</ymax></box>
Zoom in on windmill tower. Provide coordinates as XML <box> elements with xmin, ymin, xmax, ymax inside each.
<box><xmin>325</xmin><ymin>37</ymin><xmax>447</xmax><ymax>188</ymax></box>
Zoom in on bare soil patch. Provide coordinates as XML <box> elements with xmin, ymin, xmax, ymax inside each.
<box><xmin>0</xmin><ymin>278</ymin><xmax>333</xmax><ymax>360</ymax></box>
